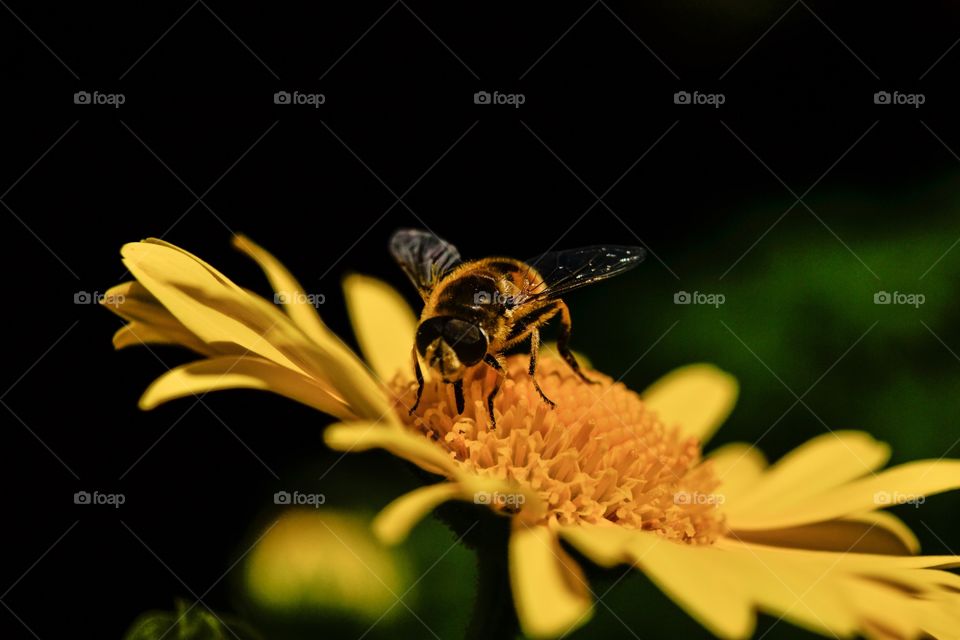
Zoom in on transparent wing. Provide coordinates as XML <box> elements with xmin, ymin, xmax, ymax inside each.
<box><xmin>520</xmin><ymin>245</ymin><xmax>645</xmax><ymax>302</ymax></box>
<box><xmin>389</xmin><ymin>229</ymin><xmax>462</xmax><ymax>299</ymax></box>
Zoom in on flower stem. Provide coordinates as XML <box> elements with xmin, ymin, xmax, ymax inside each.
<box><xmin>467</xmin><ymin>535</ymin><xmax>518</xmax><ymax>640</ymax></box>
<box><xmin>435</xmin><ymin>502</ymin><xmax>518</xmax><ymax>640</ymax></box>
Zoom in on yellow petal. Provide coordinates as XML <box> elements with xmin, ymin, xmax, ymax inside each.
<box><xmin>343</xmin><ymin>274</ymin><xmax>419</xmax><ymax>383</ymax></box>
<box><xmin>509</xmin><ymin>522</ymin><xmax>593</xmax><ymax>639</ymax></box>
<box><xmin>323</xmin><ymin>421</ymin><xmax>459</xmax><ymax>477</ymax></box>
<box><xmin>373</xmin><ymin>483</ymin><xmax>463</xmax><ymax>545</ymax></box>
<box><xmin>121</xmin><ymin>241</ymin><xmax>304</xmax><ymax>371</ymax></box>
<box><xmin>103</xmin><ymin>282</ymin><xmax>215</xmax><ymax>356</ymax></box>
<box><xmin>112</xmin><ymin>322</ymin><xmax>181</xmax><ymax>350</ymax></box>
<box><xmin>716</xmin><ymin>539</ymin><xmax>960</xmax><ymax>638</ymax></box>
<box><xmin>725</xmin><ymin>431</ymin><xmax>890</xmax><ymax>525</ymax></box>
<box><xmin>231</xmin><ymin>234</ymin><xmax>335</xmax><ymax>347</ymax></box>
<box><xmin>706</xmin><ymin>442</ymin><xmax>767</xmax><ymax>503</ymax></box>
<box><xmin>841</xmin><ymin>510</ymin><xmax>920</xmax><ymax>554</ymax></box>
<box><xmin>570</xmin><ymin>525</ymin><xmax>960</xmax><ymax>639</ymax></box>
<box><xmin>139</xmin><ymin>356</ymin><xmax>352</xmax><ymax>418</ymax></box>
<box><xmin>626</xmin><ymin>532</ymin><xmax>757</xmax><ymax>639</ymax></box>
<box><xmin>729</xmin><ymin>511</ymin><xmax>919</xmax><ymax>555</ymax></box>
<box><xmin>560</xmin><ymin>523</ymin><xmax>635</xmax><ymax>568</ymax></box>
<box><xmin>123</xmin><ymin>240</ymin><xmax>392</xmax><ymax>421</ymax></box>
<box><xmin>642</xmin><ymin>363</ymin><xmax>738</xmax><ymax>444</ymax></box>
<box><xmin>732</xmin><ymin>459</ymin><xmax>960</xmax><ymax>530</ymax></box>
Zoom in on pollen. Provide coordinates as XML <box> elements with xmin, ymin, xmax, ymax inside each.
<box><xmin>391</xmin><ymin>355</ymin><xmax>726</xmax><ymax>545</ymax></box>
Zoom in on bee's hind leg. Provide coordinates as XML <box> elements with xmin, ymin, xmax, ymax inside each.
<box><xmin>482</xmin><ymin>353</ymin><xmax>507</xmax><ymax>428</ymax></box>
<box><xmin>557</xmin><ymin>300</ymin><xmax>599</xmax><ymax>385</ymax></box>
<box><xmin>528</xmin><ymin>328</ymin><xmax>556</xmax><ymax>408</ymax></box>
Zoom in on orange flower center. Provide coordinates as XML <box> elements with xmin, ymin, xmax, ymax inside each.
<box><xmin>391</xmin><ymin>355</ymin><xmax>726</xmax><ymax>545</ymax></box>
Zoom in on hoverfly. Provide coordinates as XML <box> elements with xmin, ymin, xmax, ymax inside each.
<box><xmin>390</xmin><ymin>229</ymin><xmax>645</xmax><ymax>427</ymax></box>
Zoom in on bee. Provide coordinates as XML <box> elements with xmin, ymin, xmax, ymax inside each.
<box><xmin>390</xmin><ymin>229</ymin><xmax>645</xmax><ymax>427</ymax></box>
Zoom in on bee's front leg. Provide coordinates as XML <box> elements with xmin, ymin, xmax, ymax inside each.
<box><xmin>453</xmin><ymin>379</ymin><xmax>465</xmax><ymax>414</ymax></box>
<box><xmin>556</xmin><ymin>300</ymin><xmax>599</xmax><ymax>385</ymax></box>
<box><xmin>410</xmin><ymin>346</ymin><xmax>424</xmax><ymax>415</ymax></box>
<box><xmin>528</xmin><ymin>328</ymin><xmax>556</xmax><ymax>408</ymax></box>
<box><xmin>482</xmin><ymin>353</ymin><xmax>507</xmax><ymax>428</ymax></box>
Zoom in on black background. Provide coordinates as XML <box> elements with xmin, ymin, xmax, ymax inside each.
<box><xmin>3</xmin><ymin>2</ymin><xmax>960</xmax><ymax>638</ymax></box>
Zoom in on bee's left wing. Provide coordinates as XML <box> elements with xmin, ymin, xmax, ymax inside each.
<box><xmin>389</xmin><ymin>229</ymin><xmax>462</xmax><ymax>300</ymax></box>
<box><xmin>517</xmin><ymin>245</ymin><xmax>645</xmax><ymax>303</ymax></box>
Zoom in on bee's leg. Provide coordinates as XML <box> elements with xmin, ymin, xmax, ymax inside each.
<box><xmin>453</xmin><ymin>379</ymin><xmax>465</xmax><ymax>415</ymax></box>
<box><xmin>528</xmin><ymin>328</ymin><xmax>556</xmax><ymax>408</ymax></box>
<box><xmin>409</xmin><ymin>347</ymin><xmax>424</xmax><ymax>415</ymax></box>
<box><xmin>557</xmin><ymin>300</ymin><xmax>599</xmax><ymax>385</ymax></box>
<box><xmin>482</xmin><ymin>353</ymin><xmax>507</xmax><ymax>428</ymax></box>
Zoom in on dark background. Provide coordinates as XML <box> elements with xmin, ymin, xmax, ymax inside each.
<box><xmin>3</xmin><ymin>2</ymin><xmax>960</xmax><ymax>638</ymax></box>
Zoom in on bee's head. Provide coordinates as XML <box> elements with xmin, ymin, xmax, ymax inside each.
<box><xmin>416</xmin><ymin>316</ymin><xmax>488</xmax><ymax>382</ymax></box>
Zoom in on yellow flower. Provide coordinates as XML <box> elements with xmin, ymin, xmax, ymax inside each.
<box><xmin>104</xmin><ymin>236</ymin><xmax>960</xmax><ymax>639</ymax></box>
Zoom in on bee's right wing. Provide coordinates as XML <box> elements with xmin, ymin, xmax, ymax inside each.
<box><xmin>517</xmin><ymin>245</ymin><xmax>645</xmax><ymax>303</ymax></box>
<box><xmin>389</xmin><ymin>229</ymin><xmax>462</xmax><ymax>300</ymax></box>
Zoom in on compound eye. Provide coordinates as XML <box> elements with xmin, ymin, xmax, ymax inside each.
<box><xmin>416</xmin><ymin>317</ymin><xmax>446</xmax><ymax>355</ymax></box>
<box><xmin>443</xmin><ymin>319</ymin><xmax>487</xmax><ymax>365</ymax></box>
